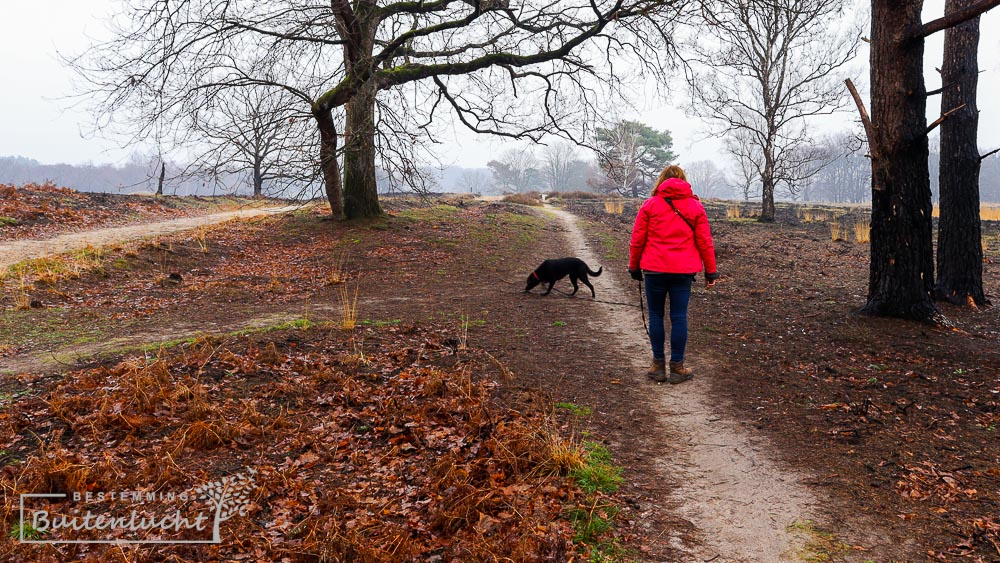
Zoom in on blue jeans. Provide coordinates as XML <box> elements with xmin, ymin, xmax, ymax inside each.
<box><xmin>644</xmin><ymin>273</ymin><xmax>693</xmax><ymax>363</ymax></box>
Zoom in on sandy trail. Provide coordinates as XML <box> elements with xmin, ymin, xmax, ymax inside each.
<box><xmin>0</xmin><ymin>205</ymin><xmax>302</xmax><ymax>269</ymax></box>
<box><xmin>547</xmin><ymin>206</ymin><xmax>819</xmax><ymax>562</ymax></box>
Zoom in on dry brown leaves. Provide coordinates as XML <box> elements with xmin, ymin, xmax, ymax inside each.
<box><xmin>1</xmin><ymin>325</ymin><xmax>583</xmax><ymax>561</ymax></box>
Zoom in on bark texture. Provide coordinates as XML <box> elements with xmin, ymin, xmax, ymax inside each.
<box><xmin>936</xmin><ymin>0</ymin><xmax>987</xmax><ymax>306</ymax></box>
<box><xmin>862</xmin><ymin>0</ymin><xmax>939</xmax><ymax>321</ymax></box>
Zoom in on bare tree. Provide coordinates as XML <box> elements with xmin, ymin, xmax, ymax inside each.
<box><xmin>804</xmin><ymin>133</ymin><xmax>870</xmax><ymax>203</ymax></box>
<box><xmin>69</xmin><ymin>0</ymin><xmax>686</xmax><ymax>220</ymax></box>
<box><xmin>540</xmin><ymin>142</ymin><xmax>586</xmax><ymax>192</ymax></box>
<box><xmin>457</xmin><ymin>169</ymin><xmax>494</xmax><ymax>194</ymax></box>
<box><xmin>487</xmin><ymin>148</ymin><xmax>541</xmax><ymax>193</ymax></box>
<box><xmin>683</xmin><ymin>160</ymin><xmax>731</xmax><ymax>199</ymax></box>
<box><xmin>683</xmin><ymin>0</ymin><xmax>861</xmax><ymax>221</ymax></box>
<box><xmin>186</xmin><ymin>87</ymin><xmax>319</xmax><ymax>199</ymax></box>
<box><xmin>846</xmin><ymin>0</ymin><xmax>1000</xmax><ymax>322</ymax></box>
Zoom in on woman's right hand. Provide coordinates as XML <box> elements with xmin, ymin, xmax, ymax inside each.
<box><xmin>705</xmin><ymin>272</ymin><xmax>720</xmax><ymax>288</ymax></box>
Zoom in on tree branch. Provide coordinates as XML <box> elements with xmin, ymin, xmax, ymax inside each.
<box><xmin>980</xmin><ymin>147</ymin><xmax>1000</xmax><ymax>161</ymax></box>
<box><xmin>915</xmin><ymin>0</ymin><xmax>1000</xmax><ymax>39</ymax></box>
<box><xmin>844</xmin><ymin>79</ymin><xmax>879</xmax><ymax>162</ymax></box>
<box><xmin>926</xmin><ymin>103</ymin><xmax>967</xmax><ymax>134</ymax></box>
<box><xmin>926</xmin><ymin>80</ymin><xmax>959</xmax><ymax>96</ymax></box>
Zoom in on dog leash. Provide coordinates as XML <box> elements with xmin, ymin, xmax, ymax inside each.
<box><xmin>638</xmin><ymin>281</ymin><xmax>649</xmax><ymax>337</ymax></box>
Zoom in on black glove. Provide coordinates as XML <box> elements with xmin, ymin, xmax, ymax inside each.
<box><xmin>629</xmin><ymin>269</ymin><xmax>643</xmax><ymax>281</ymax></box>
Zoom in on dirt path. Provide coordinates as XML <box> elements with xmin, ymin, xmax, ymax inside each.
<box><xmin>546</xmin><ymin>206</ymin><xmax>820</xmax><ymax>562</ymax></box>
<box><xmin>0</xmin><ymin>204</ymin><xmax>302</xmax><ymax>269</ymax></box>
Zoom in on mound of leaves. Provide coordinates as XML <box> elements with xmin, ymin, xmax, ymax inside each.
<box><xmin>0</xmin><ymin>325</ymin><xmax>586</xmax><ymax>561</ymax></box>
<box><xmin>0</xmin><ymin>183</ymin><xmax>213</xmax><ymax>241</ymax></box>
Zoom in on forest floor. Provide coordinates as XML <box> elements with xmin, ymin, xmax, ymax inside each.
<box><xmin>0</xmin><ymin>191</ymin><xmax>998</xmax><ymax>561</ymax></box>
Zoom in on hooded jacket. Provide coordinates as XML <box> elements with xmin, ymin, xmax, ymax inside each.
<box><xmin>628</xmin><ymin>178</ymin><xmax>718</xmax><ymax>276</ymax></box>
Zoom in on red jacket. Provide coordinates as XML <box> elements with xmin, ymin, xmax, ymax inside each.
<box><xmin>628</xmin><ymin>178</ymin><xmax>718</xmax><ymax>276</ymax></box>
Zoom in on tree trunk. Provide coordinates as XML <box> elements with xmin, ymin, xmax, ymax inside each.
<box><xmin>862</xmin><ymin>0</ymin><xmax>940</xmax><ymax>321</ymax></box>
<box><xmin>314</xmin><ymin>108</ymin><xmax>344</xmax><ymax>219</ymax></box>
<box><xmin>936</xmin><ymin>0</ymin><xmax>988</xmax><ymax>306</ymax></box>
<box><xmin>759</xmin><ymin>149</ymin><xmax>776</xmax><ymax>222</ymax></box>
<box><xmin>252</xmin><ymin>161</ymin><xmax>263</xmax><ymax>198</ymax></box>
<box><xmin>759</xmin><ymin>178</ymin><xmax>776</xmax><ymax>222</ymax></box>
<box><xmin>156</xmin><ymin>162</ymin><xmax>165</xmax><ymax>196</ymax></box>
<box><xmin>342</xmin><ymin>82</ymin><xmax>383</xmax><ymax>218</ymax></box>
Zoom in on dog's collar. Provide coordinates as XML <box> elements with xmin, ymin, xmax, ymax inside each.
<box><xmin>531</xmin><ymin>271</ymin><xmax>540</xmax><ymax>280</ymax></box>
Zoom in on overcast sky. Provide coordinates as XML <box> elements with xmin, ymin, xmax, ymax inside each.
<box><xmin>1</xmin><ymin>1</ymin><xmax>999</xmax><ymax>170</ymax></box>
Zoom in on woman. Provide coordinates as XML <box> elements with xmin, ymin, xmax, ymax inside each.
<box><xmin>628</xmin><ymin>164</ymin><xmax>719</xmax><ymax>384</ymax></box>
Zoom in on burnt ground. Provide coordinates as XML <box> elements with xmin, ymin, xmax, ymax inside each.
<box><xmin>569</xmin><ymin>198</ymin><xmax>1000</xmax><ymax>562</ymax></box>
<box><xmin>2</xmin><ymin>195</ymin><xmax>997</xmax><ymax>561</ymax></box>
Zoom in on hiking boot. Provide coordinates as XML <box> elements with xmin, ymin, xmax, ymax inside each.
<box><xmin>668</xmin><ymin>361</ymin><xmax>694</xmax><ymax>384</ymax></box>
<box><xmin>646</xmin><ymin>359</ymin><xmax>667</xmax><ymax>382</ymax></box>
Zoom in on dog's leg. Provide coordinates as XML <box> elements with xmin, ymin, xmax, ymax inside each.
<box><xmin>569</xmin><ymin>275</ymin><xmax>579</xmax><ymax>295</ymax></box>
<box><xmin>543</xmin><ymin>282</ymin><xmax>554</xmax><ymax>295</ymax></box>
<box><xmin>581</xmin><ymin>276</ymin><xmax>596</xmax><ymax>298</ymax></box>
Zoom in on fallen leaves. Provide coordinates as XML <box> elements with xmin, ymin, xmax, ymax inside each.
<box><xmin>0</xmin><ymin>325</ymin><xmax>584</xmax><ymax>561</ymax></box>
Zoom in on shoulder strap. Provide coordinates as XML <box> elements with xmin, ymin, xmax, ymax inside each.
<box><xmin>664</xmin><ymin>198</ymin><xmax>697</xmax><ymax>234</ymax></box>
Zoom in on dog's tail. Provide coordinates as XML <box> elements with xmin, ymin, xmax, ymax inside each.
<box><xmin>588</xmin><ymin>266</ymin><xmax>603</xmax><ymax>277</ymax></box>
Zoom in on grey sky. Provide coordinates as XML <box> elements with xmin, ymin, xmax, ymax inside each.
<box><xmin>1</xmin><ymin>1</ymin><xmax>999</xmax><ymax>169</ymax></box>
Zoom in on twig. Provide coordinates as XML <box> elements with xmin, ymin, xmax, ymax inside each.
<box><xmin>979</xmin><ymin>147</ymin><xmax>1000</xmax><ymax>161</ymax></box>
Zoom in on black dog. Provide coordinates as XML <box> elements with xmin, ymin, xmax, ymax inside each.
<box><xmin>525</xmin><ymin>258</ymin><xmax>603</xmax><ymax>298</ymax></box>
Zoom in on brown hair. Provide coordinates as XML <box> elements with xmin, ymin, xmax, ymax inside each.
<box><xmin>652</xmin><ymin>164</ymin><xmax>687</xmax><ymax>195</ymax></box>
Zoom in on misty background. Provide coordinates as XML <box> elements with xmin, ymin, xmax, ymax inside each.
<box><xmin>2</xmin><ymin>1</ymin><xmax>1000</xmax><ymax>202</ymax></box>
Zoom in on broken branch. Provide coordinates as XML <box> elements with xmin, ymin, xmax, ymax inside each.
<box><xmin>926</xmin><ymin>103</ymin><xmax>967</xmax><ymax>135</ymax></box>
<box><xmin>980</xmin><ymin>147</ymin><xmax>1000</xmax><ymax>161</ymax></box>
<box><xmin>845</xmin><ymin>79</ymin><xmax>878</xmax><ymax>161</ymax></box>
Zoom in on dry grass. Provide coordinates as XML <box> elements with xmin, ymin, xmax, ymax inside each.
<box><xmin>933</xmin><ymin>204</ymin><xmax>1000</xmax><ymax>221</ymax></box>
<box><xmin>502</xmin><ymin>192</ymin><xmax>544</xmax><ymax>206</ymax></box>
<box><xmin>853</xmin><ymin>219</ymin><xmax>871</xmax><ymax>243</ymax></box>
<box><xmin>325</xmin><ymin>249</ymin><xmax>350</xmax><ymax>286</ymax></box>
<box><xmin>339</xmin><ymin>283</ymin><xmax>359</xmax><ymax>330</ymax></box>
<box><xmin>830</xmin><ymin>222</ymin><xmax>845</xmax><ymax>242</ymax></box>
<box><xmin>802</xmin><ymin>210</ymin><xmax>830</xmax><ymax>224</ymax></box>
<box><xmin>603</xmin><ymin>200</ymin><xmax>625</xmax><ymax>215</ymax></box>
<box><xmin>726</xmin><ymin>205</ymin><xmax>742</xmax><ymax>220</ymax></box>
<box><xmin>558</xmin><ymin>191</ymin><xmax>601</xmax><ymax>200</ymax></box>
<box><xmin>194</xmin><ymin>227</ymin><xmax>210</xmax><ymax>253</ymax></box>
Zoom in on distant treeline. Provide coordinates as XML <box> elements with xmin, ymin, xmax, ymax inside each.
<box><xmin>5</xmin><ymin>153</ymin><xmax>999</xmax><ymax>203</ymax></box>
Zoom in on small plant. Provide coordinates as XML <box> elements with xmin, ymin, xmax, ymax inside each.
<box><xmin>830</xmin><ymin>222</ymin><xmax>846</xmax><ymax>242</ymax></box>
<box><xmin>568</xmin><ymin>499</ymin><xmax>619</xmax><ymax>544</ymax></box>
<box><xmin>325</xmin><ymin>249</ymin><xmax>349</xmax><ymax>285</ymax></box>
<box><xmin>555</xmin><ymin>402</ymin><xmax>593</xmax><ymax>416</ymax></box>
<box><xmin>553</xmin><ymin>320</ymin><xmax>567</xmax><ymax>327</ymax></box>
<box><xmin>194</xmin><ymin>228</ymin><xmax>209</xmax><ymax>253</ymax></box>
<box><xmin>570</xmin><ymin>441</ymin><xmax>623</xmax><ymax>494</ymax></box>
<box><xmin>339</xmin><ymin>284</ymin><xmax>359</xmax><ymax>330</ymax></box>
<box><xmin>853</xmin><ymin>219</ymin><xmax>870</xmax><ymax>243</ymax></box>
<box><xmin>14</xmin><ymin>268</ymin><xmax>32</xmax><ymax>310</ymax></box>
<box><xmin>9</xmin><ymin>522</ymin><xmax>47</xmax><ymax>541</ymax></box>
